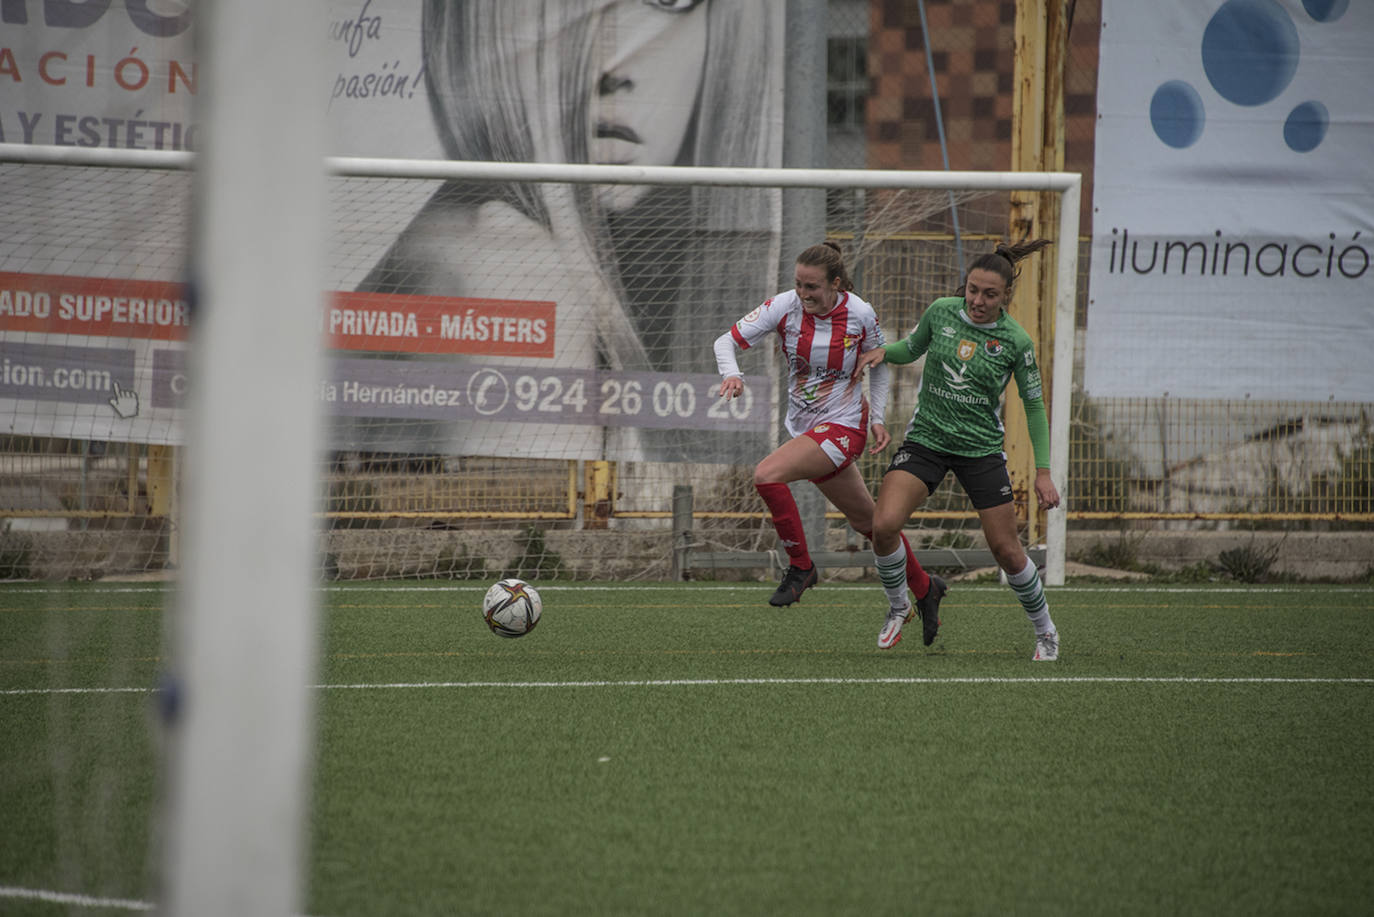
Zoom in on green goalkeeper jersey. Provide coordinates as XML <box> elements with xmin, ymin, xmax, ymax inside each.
<box><xmin>884</xmin><ymin>296</ymin><xmax>1051</xmax><ymax>467</ymax></box>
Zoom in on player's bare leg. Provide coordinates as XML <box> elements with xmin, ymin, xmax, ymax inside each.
<box><xmin>979</xmin><ymin>502</ymin><xmax>1057</xmax><ymax>660</ymax></box>
<box><xmin>871</xmin><ymin>471</ymin><xmax>934</xmax><ymax>648</ymax></box>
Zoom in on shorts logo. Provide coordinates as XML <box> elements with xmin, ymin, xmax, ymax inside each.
<box><xmin>957</xmin><ymin>340</ymin><xmax>977</xmax><ymax>361</ymax></box>
<box><xmin>837</xmin><ymin>435</ymin><xmax>850</xmax><ymax>451</ymax></box>
<box><xmin>813</xmin><ymin>424</ymin><xmax>830</xmax><ymax>433</ymax></box>
<box><xmin>984</xmin><ymin>339</ymin><xmax>1003</xmax><ymax>356</ymax></box>
<box><xmin>894</xmin><ymin>450</ymin><xmax>911</xmax><ymax>465</ymax></box>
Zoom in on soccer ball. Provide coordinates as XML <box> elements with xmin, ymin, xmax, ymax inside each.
<box><xmin>482</xmin><ymin>578</ymin><xmax>542</xmax><ymax>638</ymax></box>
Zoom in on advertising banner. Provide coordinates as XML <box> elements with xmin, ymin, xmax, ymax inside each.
<box><xmin>1086</xmin><ymin>0</ymin><xmax>1374</xmax><ymax>402</ymax></box>
<box><xmin>0</xmin><ymin>1</ymin><xmax>785</xmax><ymax>460</ymax></box>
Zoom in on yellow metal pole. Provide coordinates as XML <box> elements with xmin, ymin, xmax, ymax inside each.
<box><xmin>147</xmin><ymin>443</ymin><xmax>178</xmax><ymax>565</ymax></box>
<box><xmin>1008</xmin><ymin>0</ymin><xmax>1047</xmax><ymax>542</ymax></box>
<box><xmin>147</xmin><ymin>444</ymin><xmax>175</xmax><ymax>516</ymax></box>
<box><xmin>1009</xmin><ymin>0</ymin><xmax>1068</xmax><ymax>546</ymax></box>
<box><xmin>584</xmin><ymin>460</ymin><xmax>612</xmax><ymax>529</ymax></box>
<box><xmin>127</xmin><ymin>442</ymin><xmax>140</xmax><ymax>514</ymax></box>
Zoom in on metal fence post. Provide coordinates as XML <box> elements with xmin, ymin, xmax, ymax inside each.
<box><xmin>672</xmin><ymin>484</ymin><xmax>694</xmax><ymax>581</ymax></box>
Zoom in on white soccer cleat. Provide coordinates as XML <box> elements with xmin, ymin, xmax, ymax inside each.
<box><xmin>1033</xmin><ymin>630</ymin><xmax>1060</xmax><ymax>662</ymax></box>
<box><xmin>877</xmin><ymin>604</ymin><xmax>913</xmax><ymax>649</ymax></box>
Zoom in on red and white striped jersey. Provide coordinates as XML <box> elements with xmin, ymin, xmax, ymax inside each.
<box><xmin>718</xmin><ymin>289</ymin><xmax>890</xmax><ymax>438</ymax></box>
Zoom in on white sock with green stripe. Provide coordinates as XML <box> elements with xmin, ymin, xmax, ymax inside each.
<box><xmin>1007</xmin><ymin>557</ymin><xmax>1054</xmax><ymax>635</ymax></box>
<box><xmin>874</xmin><ymin>544</ymin><xmax>910</xmax><ymax>611</ymax></box>
<box><xmin>879</xmin><ymin>544</ymin><xmax>912</xmax><ymax>610</ymax></box>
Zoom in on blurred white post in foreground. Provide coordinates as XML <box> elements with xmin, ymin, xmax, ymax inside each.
<box><xmin>160</xmin><ymin>1</ymin><xmax>327</xmax><ymax>914</ymax></box>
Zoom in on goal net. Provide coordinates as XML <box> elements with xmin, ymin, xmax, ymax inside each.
<box><xmin>0</xmin><ymin>150</ymin><xmax>1080</xmax><ymax>586</ymax></box>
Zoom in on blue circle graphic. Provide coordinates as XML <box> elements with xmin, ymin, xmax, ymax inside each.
<box><xmin>1284</xmin><ymin>100</ymin><xmax>1329</xmax><ymax>151</ymax></box>
<box><xmin>1302</xmin><ymin>0</ymin><xmax>1349</xmax><ymax>22</ymax></box>
<box><xmin>1150</xmin><ymin>80</ymin><xmax>1206</xmax><ymax>148</ymax></box>
<box><xmin>1201</xmin><ymin>0</ymin><xmax>1300</xmax><ymax>106</ymax></box>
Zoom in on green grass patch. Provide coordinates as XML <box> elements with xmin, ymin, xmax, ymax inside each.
<box><xmin>1</xmin><ymin>581</ymin><xmax>1372</xmax><ymax>915</ymax></box>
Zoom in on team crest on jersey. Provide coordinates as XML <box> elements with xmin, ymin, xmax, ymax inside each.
<box><xmin>843</xmin><ymin>334</ymin><xmax>858</xmax><ymax>350</ymax></box>
<box><xmin>984</xmin><ymin>339</ymin><xmax>1003</xmax><ymax>356</ymax></box>
<box><xmin>813</xmin><ymin>424</ymin><xmax>830</xmax><ymax>433</ymax></box>
<box><xmin>743</xmin><ymin>305</ymin><xmax>763</xmax><ymax>323</ymax></box>
<box><xmin>1024</xmin><ymin>350</ymin><xmax>1035</xmax><ymax>366</ymax></box>
<box><xmin>957</xmin><ymin>339</ymin><xmax>977</xmax><ymax>361</ymax></box>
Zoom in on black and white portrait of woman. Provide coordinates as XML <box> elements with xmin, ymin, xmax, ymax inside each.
<box><xmin>339</xmin><ymin>0</ymin><xmax>785</xmax><ymax>462</ymax></box>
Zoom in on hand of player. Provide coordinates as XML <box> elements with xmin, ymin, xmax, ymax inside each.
<box><xmin>852</xmin><ymin>347</ymin><xmax>886</xmax><ymax>380</ymax></box>
<box><xmin>1034</xmin><ymin>468</ymin><xmax>1061</xmax><ymax>510</ymax></box>
<box><xmin>868</xmin><ymin>422</ymin><xmax>890</xmax><ymax>454</ymax></box>
<box><xmin>718</xmin><ymin>376</ymin><xmax>744</xmax><ymax>400</ymax></box>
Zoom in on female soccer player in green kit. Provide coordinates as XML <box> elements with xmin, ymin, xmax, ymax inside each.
<box><xmin>852</xmin><ymin>239</ymin><xmax>1062</xmax><ymax>660</ymax></box>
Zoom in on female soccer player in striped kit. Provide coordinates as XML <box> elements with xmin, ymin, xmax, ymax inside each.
<box><xmin>853</xmin><ymin>239</ymin><xmax>1062</xmax><ymax>660</ymax></box>
<box><xmin>714</xmin><ymin>242</ymin><xmax>944</xmax><ymax>641</ymax></box>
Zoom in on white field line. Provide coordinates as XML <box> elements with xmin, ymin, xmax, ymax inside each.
<box><xmin>0</xmin><ymin>885</ymin><xmax>152</xmax><ymax>911</ymax></box>
<box><xmin>0</xmin><ymin>885</ymin><xmax>325</xmax><ymax>916</ymax></box>
<box><xmin>321</xmin><ymin>676</ymin><xmax>1374</xmax><ymax>688</ymax></box>
<box><xmin>4</xmin><ymin>676</ymin><xmax>1372</xmax><ymax>696</ymax></box>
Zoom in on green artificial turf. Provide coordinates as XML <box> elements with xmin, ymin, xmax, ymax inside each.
<box><xmin>2</xmin><ymin>581</ymin><xmax>1371</xmax><ymax>915</ymax></box>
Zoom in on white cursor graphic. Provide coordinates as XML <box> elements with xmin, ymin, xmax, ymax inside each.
<box><xmin>108</xmin><ymin>381</ymin><xmax>140</xmax><ymax>419</ymax></box>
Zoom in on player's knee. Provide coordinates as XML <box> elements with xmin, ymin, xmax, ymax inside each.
<box><xmin>871</xmin><ymin>507</ymin><xmax>904</xmax><ymax>541</ymax></box>
<box><xmin>845</xmin><ymin>515</ymin><xmax>873</xmax><ymax>537</ymax></box>
<box><xmin>752</xmin><ymin>457</ymin><xmax>783</xmax><ymax>487</ymax></box>
<box><xmin>990</xmin><ymin>539</ymin><xmax>1025</xmax><ymax>572</ymax></box>
<box><xmin>753</xmin><ymin>466</ymin><xmax>781</xmax><ymax>488</ymax></box>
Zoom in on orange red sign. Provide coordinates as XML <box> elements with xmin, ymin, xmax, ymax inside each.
<box><xmin>0</xmin><ymin>271</ymin><xmax>555</xmax><ymax>357</ymax></box>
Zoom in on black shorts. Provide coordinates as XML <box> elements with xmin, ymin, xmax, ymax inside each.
<box><xmin>884</xmin><ymin>441</ymin><xmax>1015</xmax><ymax>510</ymax></box>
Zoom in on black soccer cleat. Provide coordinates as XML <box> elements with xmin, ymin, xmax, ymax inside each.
<box><xmin>915</xmin><ymin>574</ymin><xmax>947</xmax><ymax>645</ymax></box>
<box><xmin>769</xmin><ymin>563</ymin><xmax>819</xmax><ymax>607</ymax></box>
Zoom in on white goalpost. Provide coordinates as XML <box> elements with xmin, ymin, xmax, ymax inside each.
<box><xmin>159</xmin><ymin>2</ymin><xmax>327</xmax><ymax>915</ymax></box>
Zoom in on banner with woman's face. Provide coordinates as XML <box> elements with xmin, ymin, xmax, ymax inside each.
<box><xmin>0</xmin><ymin>0</ymin><xmax>786</xmax><ymax>463</ymax></box>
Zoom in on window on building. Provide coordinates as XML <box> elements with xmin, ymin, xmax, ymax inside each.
<box><xmin>826</xmin><ymin>36</ymin><xmax>867</xmax><ymax>133</ymax></box>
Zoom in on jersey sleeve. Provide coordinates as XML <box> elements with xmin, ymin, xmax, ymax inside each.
<box><xmin>713</xmin><ymin>331</ymin><xmax>743</xmax><ymax>379</ymax></box>
<box><xmin>1013</xmin><ymin>340</ymin><xmax>1052</xmax><ymax>469</ymax></box>
<box><xmin>715</xmin><ymin>298</ymin><xmax>782</xmax><ymax>378</ymax></box>
<box><xmin>730</xmin><ymin>298</ymin><xmax>784</xmax><ymax>351</ymax></box>
<box><xmin>860</xmin><ymin>307</ymin><xmax>891</xmax><ymax>421</ymax></box>
<box><xmin>883</xmin><ymin>301</ymin><xmax>936</xmax><ymax>364</ymax></box>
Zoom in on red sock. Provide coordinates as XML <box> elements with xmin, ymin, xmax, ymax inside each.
<box><xmin>899</xmin><ymin>532</ymin><xmax>931</xmax><ymax>599</ymax></box>
<box><xmin>756</xmin><ymin>482</ymin><xmax>812</xmax><ymax>569</ymax></box>
<box><xmin>860</xmin><ymin>529</ymin><xmax>931</xmax><ymax>599</ymax></box>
